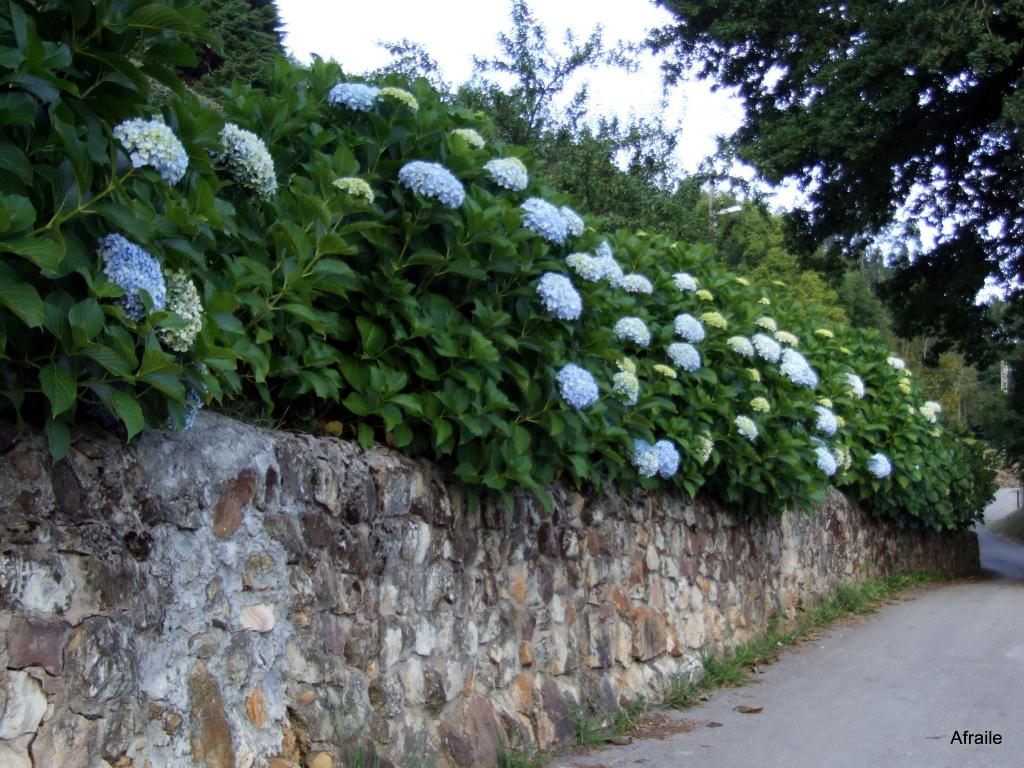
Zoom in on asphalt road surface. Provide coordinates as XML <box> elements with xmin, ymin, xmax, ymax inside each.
<box><xmin>556</xmin><ymin>488</ymin><xmax>1024</xmax><ymax>768</ymax></box>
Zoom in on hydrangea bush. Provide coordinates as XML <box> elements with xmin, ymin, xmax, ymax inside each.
<box><xmin>0</xmin><ymin>2</ymin><xmax>994</xmax><ymax>528</ymax></box>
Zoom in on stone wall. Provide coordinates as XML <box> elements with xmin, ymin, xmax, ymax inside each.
<box><xmin>0</xmin><ymin>413</ymin><xmax>978</xmax><ymax>768</ymax></box>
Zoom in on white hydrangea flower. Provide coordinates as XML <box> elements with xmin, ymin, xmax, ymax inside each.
<box><xmin>593</xmin><ymin>242</ymin><xmax>623</xmax><ymax>283</ymax></box>
<box><xmin>919</xmin><ymin>400</ymin><xmax>942</xmax><ymax>423</ymax></box>
<box><xmin>613</xmin><ymin>317</ymin><xmax>651</xmax><ymax>348</ymax></box>
<box><xmin>844</xmin><ymin>373</ymin><xmax>865</xmax><ymax>399</ymax></box>
<box><xmin>696</xmin><ymin>434</ymin><xmax>714</xmax><ymax>464</ymax></box>
<box><xmin>673</xmin><ymin>272</ymin><xmax>699</xmax><ymax>292</ymax></box>
<box><xmin>653</xmin><ymin>364</ymin><xmax>677</xmax><ymax>379</ymax></box>
<box><xmin>752</xmin><ymin>333</ymin><xmax>782</xmax><ymax>363</ymax></box>
<box><xmin>560</xmin><ymin>206</ymin><xmax>585</xmax><ymax>238</ymax></box>
<box><xmin>333</xmin><ymin>176</ymin><xmax>375</xmax><ymax>204</ymax></box>
<box><xmin>379</xmin><ymin>86</ymin><xmax>418</xmax><ymax>111</ymax></box>
<box><xmin>521</xmin><ymin>197</ymin><xmax>568</xmax><ymax>244</ymax></box>
<box><xmin>815</xmin><ymin>445</ymin><xmax>838</xmax><ymax>476</ymax></box>
<box><xmin>887</xmin><ymin>356</ymin><xmax>907</xmax><ymax>370</ymax></box>
<box><xmin>159</xmin><ymin>269</ymin><xmax>203</xmax><ymax>352</ymax></box>
<box><xmin>735</xmin><ymin>415</ymin><xmax>758</xmax><ymax>441</ymax></box>
<box><xmin>696</xmin><ymin>289</ymin><xmax>714</xmax><ymax>301</ymax></box>
<box><xmin>833</xmin><ymin>444</ymin><xmax>853</xmax><ymax>473</ymax></box>
<box><xmin>700</xmin><ymin>311</ymin><xmax>728</xmax><ymax>330</ymax></box>
<box><xmin>398</xmin><ymin>160</ymin><xmax>465</xmax><ymax>207</ymax></box>
<box><xmin>612</xmin><ymin>370</ymin><xmax>640</xmax><ymax>406</ymax></box>
<box><xmin>536</xmin><ymin>273</ymin><xmax>582</xmax><ymax>320</ymax></box>
<box><xmin>218</xmin><ymin>123</ymin><xmax>277</xmax><ymax>199</ymax></box>
<box><xmin>867</xmin><ymin>453</ymin><xmax>892</xmax><ymax>479</ymax></box>
<box><xmin>814</xmin><ymin>405</ymin><xmax>838</xmax><ymax>436</ymax></box>
<box><xmin>113</xmin><ymin>117</ymin><xmax>188</xmax><ymax>184</ymax></box>
<box><xmin>734</xmin><ymin>276</ymin><xmax>750</xmax><ymax>286</ymax></box>
<box><xmin>815</xmin><ymin>328</ymin><xmax>834</xmax><ymax>339</ymax></box>
<box><xmin>452</xmin><ymin>128</ymin><xmax>486</xmax><ymax>148</ymax></box>
<box><xmin>758</xmin><ymin>296</ymin><xmax>771</xmax><ymax>305</ymax></box>
<box><xmin>750</xmin><ymin>397</ymin><xmax>771</xmax><ymax>413</ymax></box>
<box><xmin>668</xmin><ymin>342</ymin><xmax>701</xmax><ymax>372</ymax></box>
<box><xmin>779</xmin><ymin>348</ymin><xmax>819</xmax><ymax>388</ymax></box>
<box><xmin>774</xmin><ymin>330</ymin><xmax>799</xmax><ymax>347</ymax></box>
<box><xmin>747</xmin><ymin>368</ymin><xmax>761</xmax><ymax>382</ymax></box>
<box><xmin>756</xmin><ymin>316</ymin><xmax>778</xmax><ymax>333</ymax></box>
<box><xmin>483</xmin><ymin>157</ymin><xmax>529</xmax><ymax>191</ymax></box>
<box><xmin>674</xmin><ymin>313</ymin><xmax>706</xmax><ymax>343</ymax></box>
<box><xmin>328</xmin><ymin>82</ymin><xmax>380</xmax><ymax>111</ymax></box>
<box><xmin>727</xmin><ymin>336</ymin><xmax>755</xmax><ymax>357</ymax></box>
<box><xmin>615</xmin><ymin>274</ymin><xmax>654</xmax><ymax>294</ymax></box>
<box><xmin>565</xmin><ymin>252</ymin><xmax>605</xmax><ymax>282</ymax></box>
<box><xmin>557</xmin><ymin>364</ymin><xmax>599</xmax><ymax>409</ymax></box>
<box><xmin>633</xmin><ymin>439</ymin><xmax>660</xmax><ymax>478</ymax></box>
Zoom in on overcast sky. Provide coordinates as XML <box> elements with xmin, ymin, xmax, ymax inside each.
<box><xmin>274</xmin><ymin>0</ymin><xmax>746</xmax><ymax>176</ymax></box>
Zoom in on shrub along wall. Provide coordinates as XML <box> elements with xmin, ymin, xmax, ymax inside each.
<box><xmin>0</xmin><ymin>0</ymin><xmax>996</xmax><ymax>533</ymax></box>
<box><xmin>0</xmin><ymin>414</ymin><xmax>979</xmax><ymax>767</ymax></box>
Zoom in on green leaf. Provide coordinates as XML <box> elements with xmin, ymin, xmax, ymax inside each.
<box><xmin>357</xmin><ymin>422</ymin><xmax>374</xmax><ymax>450</ymax></box>
<box><xmin>39</xmin><ymin>362</ymin><xmax>76</xmax><ymax>416</ymax></box>
<box><xmin>81</xmin><ymin>343</ymin><xmax>134</xmax><ymax>378</ymax></box>
<box><xmin>356</xmin><ymin>317</ymin><xmax>387</xmax><ymax>357</ymax></box>
<box><xmin>0</xmin><ymin>268</ymin><xmax>44</xmax><ymax>327</ymax></box>
<box><xmin>109</xmin><ymin>390</ymin><xmax>144</xmax><ymax>440</ymax></box>
<box><xmin>0</xmin><ymin>236</ymin><xmax>63</xmax><ymax>270</ymax></box>
<box><xmin>44</xmin><ymin>419</ymin><xmax>70</xmax><ymax>461</ymax></box>
<box><xmin>68</xmin><ymin>299</ymin><xmax>104</xmax><ymax>347</ymax></box>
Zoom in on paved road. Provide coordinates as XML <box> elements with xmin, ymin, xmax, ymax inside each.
<box><xmin>556</xmin><ymin>491</ymin><xmax>1024</xmax><ymax>768</ymax></box>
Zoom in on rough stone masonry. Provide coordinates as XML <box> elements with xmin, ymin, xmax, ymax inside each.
<box><xmin>0</xmin><ymin>413</ymin><xmax>977</xmax><ymax>768</ymax></box>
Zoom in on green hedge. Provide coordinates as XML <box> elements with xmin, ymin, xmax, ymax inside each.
<box><xmin>0</xmin><ymin>0</ymin><xmax>995</xmax><ymax>528</ymax></box>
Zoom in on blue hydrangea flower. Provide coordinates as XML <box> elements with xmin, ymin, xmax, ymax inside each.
<box><xmin>814</xmin><ymin>405</ymin><xmax>838</xmax><ymax>436</ymax></box>
<box><xmin>218</xmin><ymin>123</ymin><xmax>277</xmax><ymax>199</ymax></box>
<box><xmin>727</xmin><ymin>336</ymin><xmax>755</xmax><ymax>357</ymax></box>
<box><xmin>867</xmin><ymin>453</ymin><xmax>892</xmax><ymax>479</ymax></box>
<box><xmin>398</xmin><ymin>161</ymin><xmax>465</xmax><ymax>208</ymax></box>
<box><xmin>752</xmin><ymin>333</ymin><xmax>782</xmax><ymax>363</ymax></box>
<box><xmin>536</xmin><ymin>272</ymin><xmax>582</xmax><ymax>320</ymax></box>
<box><xmin>633</xmin><ymin>439</ymin><xmax>660</xmax><ymax>478</ymax></box>
<box><xmin>613</xmin><ymin>317</ymin><xmax>651</xmax><ymax>347</ymax></box>
<box><xmin>113</xmin><ymin>118</ymin><xmax>188</xmax><ymax>184</ymax></box>
<box><xmin>844</xmin><ymin>373</ymin><xmax>865</xmax><ymax>399</ymax></box>
<box><xmin>654</xmin><ymin>439</ymin><xmax>680</xmax><ymax>478</ymax></box>
<box><xmin>673</xmin><ymin>272</ymin><xmax>699</xmax><ymax>292</ymax></box>
<box><xmin>557</xmin><ymin>364</ymin><xmax>599</xmax><ymax>409</ymax></box>
<box><xmin>780</xmin><ymin>348</ymin><xmax>819</xmax><ymax>388</ymax></box>
<box><xmin>483</xmin><ymin>157</ymin><xmax>529</xmax><ymax>191</ymax></box>
<box><xmin>615</xmin><ymin>274</ymin><xmax>654</xmax><ymax>294</ymax></box>
<box><xmin>328</xmin><ymin>82</ymin><xmax>380</xmax><ymax>111</ymax></box>
<box><xmin>593</xmin><ymin>242</ymin><xmax>623</xmax><ymax>282</ymax></box>
<box><xmin>735</xmin><ymin>415</ymin><xmax>758</xmax><ymax>441</ymax></box>
<box><xmin>97</xmin><ymin>234</ymin><xmax>167</xmax><ymax>321</ymax></box>
<box><xmin>521</xmin><ymin>197</ymin><xmax>568</xmax><ymax>244</ymax></box>
<box><xmin>612</xmin><ymin>370</ymin><xmax>639</xmax><ymax>406</ymax></box>
<box><xmin>674</xmin><ymin>313</ymin><xmax>706</xmax><ymax>343</ymax></box>
<box><xmin>815</xmin><ymin>445</ymin><xmax>838</xmax><ymax>476</ymax></box>
<box><xmin>668</xmin><ymin>342</ymin><xmax>701</xmax><ymax>372</ymax></box>
<box><xmin>560</xmin><ymin>206</ymin><xmax>585</xmax><ymax>238</ymax></box>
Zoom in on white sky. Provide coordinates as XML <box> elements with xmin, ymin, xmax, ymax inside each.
<box><xmin>275</xmin><ymin>0</ymin><xmax>746</xmax><ymax>177</ymax></box>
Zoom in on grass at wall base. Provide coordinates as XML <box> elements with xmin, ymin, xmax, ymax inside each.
<box><xmin>0</xmin><ymin>0</ymin><xmax>995</xmax><ymax>530</ymax></box>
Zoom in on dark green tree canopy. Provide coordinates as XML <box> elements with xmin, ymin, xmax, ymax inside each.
<box><xmin>651</xmin><ymin>0</ymin><xmax>1024</xmax><ymax>361</ymax></box>
<box><xmin>185</xmin><ymin>0</ymin><xmax>285</xmax><ymax>90</ymax></box>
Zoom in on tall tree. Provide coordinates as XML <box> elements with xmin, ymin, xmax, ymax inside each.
<box><xmin>185</xmin><ymin>0</ymin><xmax>285</xmax><ymax>91</ymax></box>
<box><xmin>650</xmin><ymin>0</ymin><xmax>1024</xmax><ymax>362</ymax></box>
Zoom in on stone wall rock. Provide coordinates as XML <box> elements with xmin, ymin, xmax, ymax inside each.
<box><xmin>0</xmin><ymin>413</ymin><xmax>978</xmax><ymax>767</ymax></box>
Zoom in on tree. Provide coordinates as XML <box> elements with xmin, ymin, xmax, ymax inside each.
<box><xmin>369</xmin><ymin>39</ymin><xmax>449</xmax><ymax>93</ymax></box>
<box><xmin>650</xmin><ymin>0</ymin><xmax>1024</xmax><ymax>362</ymax></box>
<box><xmin>184</xmin><ymin>0</ymin><xmax>285</xmax><ymax>91</ymax></box>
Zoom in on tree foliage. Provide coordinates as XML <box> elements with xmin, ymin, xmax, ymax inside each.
<box><xmin>651</xmin><ymin>0</ymin><xmax>1024</xmax><ymax>361</ymax></box>
<box><xmin>184</xmin><ymin>0</ymin><xmax>285</xmax><ymax>91</ymax></box>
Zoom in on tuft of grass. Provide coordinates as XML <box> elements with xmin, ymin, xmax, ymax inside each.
<box><xmin>494</xmin><ymin>746</ymin><xmax>545</xmax><ymax>768</ymax></box>
<box><xmin>664</xmin><ymin>570</ymin><xmax>940</xmax><ymax>711</ymax></box>
<box><xmin>571</xmin><ymin>705</ymin><xmax>614</xmax><ymax>746</ymax></box>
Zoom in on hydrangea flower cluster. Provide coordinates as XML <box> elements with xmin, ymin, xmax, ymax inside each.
<box><xmin>593</xmin><ymin>243</ymin><xmax>624</xmax><ymax>283</ymax></box>
<box><xmin>815</xmin><ymin>328</ymin><xmax>834</xmax><ymax>339</ymax></box>
<box><xmin>333</xmin><ymin>176</ymin><xmax>375</xmax><ymax>204</ymax></box>
<box><xmin>867</xmin><ymin>453</ymin><xmax>892</xmax><ymax>479</ymax></box>
<box><xmin>633</xmin><ymin>440</ymin><xmax>660</xmax><ymax>478</ymax></box>
<box><xmin>614</xmin><ymin>317</ymin><xmax>651</xmax><ymax>347</ymax></box>
<box><xmin>174</xmin><ymin>385</ymin><xmax>204</xmax><ymax>431</ymax></box>
<box><xmin>483</xmin><ymin>157</ymin><xmax>529</xmax><ymax>191</ymax></box>
<box><xmin>898</xmin><ymin>378</ymin><xmax>912</xmax><ymax>395</ymax></box>
<box><xmin>815</xmin><ymin>445</ymin><xmax>838</xmax><ymax>476</ymax></box>
<box><xmin>748</xmin><ymin>368</ymin><xmax>762</xmax><ymax>382</ymax></box>
<box><xmin>379</xmin><ymin>86</ymin><xmax>418</xmax><ymax>111</ymax></box>
<box><xmin>758</xmin><ymin>297</ymin><xmax>771</xmax><ymax>305</ymax></box>
<box><xmin>834</xmin><ymin>444</ymin><xmax>853</xmax><ymax>473</ymax></box>
<box><xmin>814</xmin><ymin>405</ymin><xmax>838</xmax><ymax>436</ymax></box>
<box><xmin>674</xmin><ymin>313</ymin><xmax>705</xmax><ymax>343</ymax></box>
<box><xmin>653</xmin><ymin>364</ymin><xmax>677</xmax><ymax>379</ymax></box>
<box><xmin>557</xmin><ymin>364</ymin><xmax>599</xmax><ymax>409</ymax></box>
<box><xmin>613</xmin><ymin>369</ymin><xmax>640</xmax><ymax>406</ymax></box>
<box><xmin>819</xmin><ymin>397</ymin><xmax>833</xmax><ymax>408</ymax></box>
<box><xmin>919</xmin><ymin>401</ymin><xmax>942</xmax><ymax>423</ymax></box>
<box><xmin>560</xmin><ymin>206</ymin><xmax>585</xmax><ymax>237</ymax></box>
<box><xmin>113</xmin><ymin>118</ymin><xmax>188</xmax><ymax>184</ymax></box>
<box><xmin>735</xmin><ymin>415</ymin><xmax>758</xmax><ymax>441</ymax></box>
<box><xmin>696</xmin><ymin>434</ymin><xmax>714</xmax><ymax>464</ymax></box>
<box><xmin>756</xmin><ymin>316</ymin><xmax>778</xmax><ymax>332</ymax></box>
<box><xmin>696</xmin><ymin>289</ymin><xmax>714</xmax><ymax>301</ymax></box>
<box><xmin>521</xmin><ymin>197</ymin><xmax>568</xmax><ymax>244</ymax></box>
<box><xmin>159</xmin><ymin>270</ymin><xmax>203</xmax><ymax>352</ymax></box>
<box><xmin>565</xmin><ymin>252</ymin><xmax>611</xmax><ymax>282</ymax></box>
<box><xmin>673</xmin><ymin>272</ymin><xmax>698</xmax><ymax>292</ymax></box>
<box><xmin>452</xmin><ymin>128</ymin><xmax>486</xmax><ymax>148</ymax></box>
<box><xmin>774</xmin><ymin>330</ymin><xmax>799</xmax><ymax>347</ymax></box>
<box><xmin>700</xmin><ymin>311</ymin><xmax>728</xmax><ymax>330</ymax></box>
<box><xmin>727</xmin><ymin>336</ymin><xmax>755</xmax><ymax>357</ymax></box>
<box><xmin>97</xmin><ymin>234</ymin><xmax>167</xmax><ymax>321</ymax></box>
<box><xmin>328</xmin><ymin>82</ymin><xmax>379</xmax><ymax>111</ymax></box>
<box><xmin>735</xmin><ymin>277</ymin><xmax>750</xmax><ymax>286</ymax></box>
<box><xmin>615</xmin><ymin>274</ymin><xmax>654</xmax><ymax>294</ymax></box>
<box><xmin>844</xmin><ymin>373</ymin><xmax>865</xmax><ymax>398</ymax></box>
<box><xmin>654</xmin><ymin>439</ymin><xmax>680</xmax><ymax>477</ymax></box>
<box><xmin>668</xmin><ymin>342</ymin><xmax>700</xmax><ymax>372</ymax></box>
<box><xmin>780</xmin><ymin>348</ymin><xmax>819</xmax><ymax>388</ymax></box>
<box><xmin>887</xmin><ymin>356</ymin><xmax>906</xmax><ymax>370</ymax></box>
<box><xmin>750</xmin><ymin>396</ymin><xmax>771</xmax><ymax>413</ymax></box>
<box><xmin>218</xmin><ymin>123</ymin><xmax>277</xmax><ymax>200</ymax></box>
<box><xmin>536</xmin><ymin>273</ymin><xmax>582</xmax><ymax>320</ymax></box>
<box><xmin>752</xmin><ymin>333</ymin><xmax>782</xmax><ymax>363</ymax></box>
<box><xmin>398</xmin><ymin>161</ymin><xmax>465</xmax><ymax>208</ymax></box>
